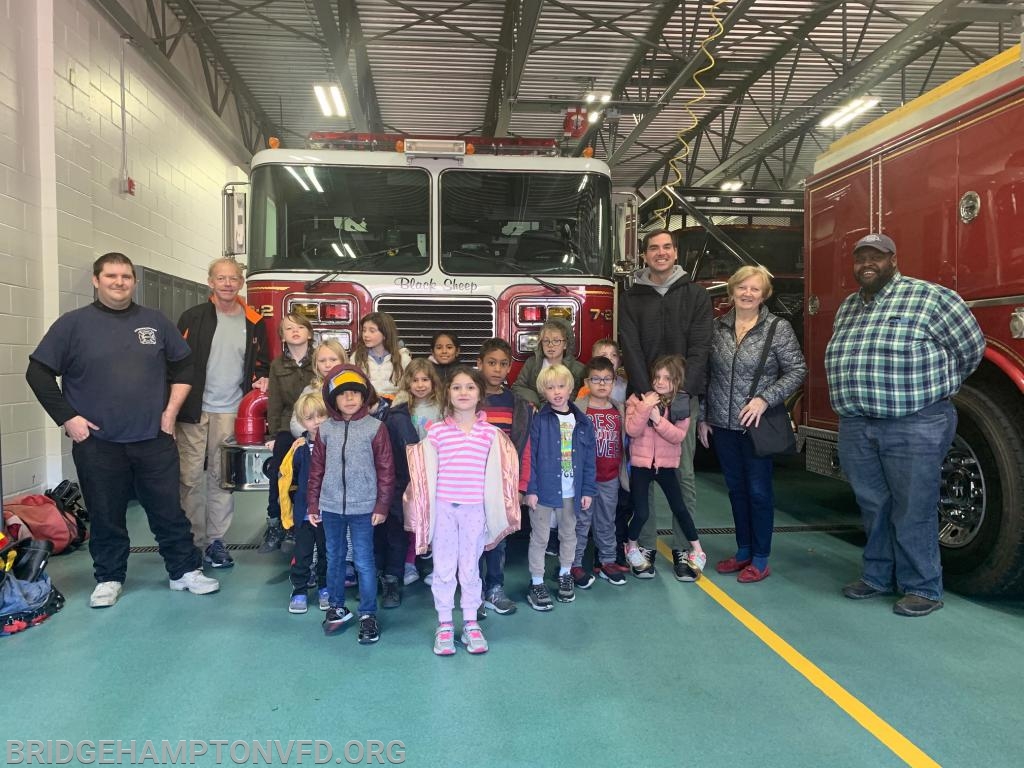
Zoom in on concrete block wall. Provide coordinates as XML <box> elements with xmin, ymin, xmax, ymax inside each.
<box><xmin>1</xmin><ymin>0</ymin><xmax>247</xmax><ymax>498</ymax></box>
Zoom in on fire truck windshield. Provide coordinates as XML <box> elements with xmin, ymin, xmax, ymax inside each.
<box><xmin>440</xmin><ymin>170</ymin><xmax>612</xmax><ymax>278</ymax></box>
<box><xmin>247</xmin><ymin>164</ymin><xmax>431</xmax><ymax>274</ymax></box>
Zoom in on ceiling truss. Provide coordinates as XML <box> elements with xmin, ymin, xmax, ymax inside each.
<box><xmin>86</xmin><ymin>0</ymin><xmax>1021</xmax><ymax>193</ymax></box>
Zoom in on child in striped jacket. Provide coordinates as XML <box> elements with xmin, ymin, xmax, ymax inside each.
<box><xmin>404</xmin><ymin>366</ymin><xmax>520</xmax><ymax>656</ymax></box>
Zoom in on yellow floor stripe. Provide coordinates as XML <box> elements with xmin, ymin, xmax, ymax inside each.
<box><xmin>655</xmin><ymin>542</ymin><xmax>940</xmax><ymax>768</ymax></box>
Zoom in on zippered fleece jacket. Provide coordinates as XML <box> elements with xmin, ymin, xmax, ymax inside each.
<box><xmin>307</xmin><ymin>365</ymin><xmax>395</xmax><ymax>519</ymax></box>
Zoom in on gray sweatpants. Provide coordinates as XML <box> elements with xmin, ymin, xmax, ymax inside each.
<box><xmin>574</xmin><ymin>478</ymin><xmax>619</xmax><ymax>567</ymax></box>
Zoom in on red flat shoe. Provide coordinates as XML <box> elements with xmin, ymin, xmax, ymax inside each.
<box><xmin>737</xmin><ymin>564</ymin><xmax>771</xmax><ymax>583</ymax></box>
<box><xmin>715</xmin><ymin>556</ymin><xmax>753</xmax><ymax>574</ymax></box>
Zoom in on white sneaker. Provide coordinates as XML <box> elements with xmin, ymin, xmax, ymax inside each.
<box><xmin>89</xmin><ymin>581</ymin><xmax>123</xmax><ymax>608</ymax></box>
<box><xmin>625</xmin><ymin>546</ymin><xmax>650</xmax><ymax>571</ymax></box>
<box><xmin>169</xmin><ymin>569</ymin><xmax>220</xmax><ymax>595</ymax></box>
<box><xmin>403</xmin><ymin>563</ymin><xmax>420</xmax><ymax>586</ymax></box>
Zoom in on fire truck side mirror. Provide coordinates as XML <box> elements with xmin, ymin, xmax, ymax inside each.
<box><xmin>613</xmin><ymin>192</ymin><xmax>639</xmax><ymax>277</ymax></box>
<box><xmin>223</xmin><ymin>182</ymin><xmax>249</xmax><ymax>257</ymax></box>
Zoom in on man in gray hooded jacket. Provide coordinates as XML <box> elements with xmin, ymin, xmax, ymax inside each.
<box><xmin>618</xmin><ymin>229</ymin><xmax>713</xmax><ymax>579</ymax></box>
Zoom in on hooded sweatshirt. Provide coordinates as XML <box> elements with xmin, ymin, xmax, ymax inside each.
<box><xmin>618</xmin><ymin>264</ymin><xmax>713</xmax><ymax>397</ymax></box>
<box><xmin>307</xmin><ymin>363</ymin><xmax>395</xmax><ymax>519</ymax></box>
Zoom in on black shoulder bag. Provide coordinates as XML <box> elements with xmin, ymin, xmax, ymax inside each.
<box><xmin>745</xmin><ymin>318</ymin><xmax>797</xmax><ymax>458</ymax></box>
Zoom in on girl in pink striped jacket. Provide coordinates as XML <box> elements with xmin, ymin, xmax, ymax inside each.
<box><xmin>404</xmin><ymin>366</ymin><xmax>520</xmax><ymax>657</ymax></box>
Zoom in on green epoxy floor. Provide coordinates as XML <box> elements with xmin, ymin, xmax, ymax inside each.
<box><xmin>5</xmin><ymin>462</ymin><xmax>1024</xmax><ymax>768</ymax></box>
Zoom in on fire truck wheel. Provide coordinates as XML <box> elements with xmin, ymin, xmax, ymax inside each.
<box><xmin>941</xmin><ymin>383</ymin><xmax>1024</xmax><ymax>597</ymax></box>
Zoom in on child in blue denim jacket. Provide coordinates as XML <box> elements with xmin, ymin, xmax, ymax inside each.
<box><xmin>523</xmin><ymin>364</ymin><xmax>596</xmax><ymax>611</ymax></box>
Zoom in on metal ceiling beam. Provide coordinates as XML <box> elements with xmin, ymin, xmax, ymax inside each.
<box><xmin>543</xmin><ymin>0</ymin><xmax>683</xmax><ymax>61</ymax></box>
<box><xmin>693</xmin><ymin>0</ymin><xmax>972</xmax><ymax>186</ymax></box>
<box><xmin>217</xmin><ymin>0</ymin><xmax>323</xmax><ymax>45</ymax></box>
<box><xmin>482</xmin><ymin>0</ymin><xmax>543</xmax><ymax>137</ymax></box>
<box><xmin>87</xmin><ymin>0</ymin><xmax>254</xmax><ymax>165</ymax></box>
<box><xmin>381</xmin><ymin>0</ymin><xmax>510</xmax><ymax>52</ymax></box>
<box><xmin>310</xmin><ymin>0</ymin><xmax>368</xmax><ymax>132</ymax></box>
<box><xmin>633</xmin><ymin>0</ymin><xmax>842</xmax><ymax>187</ymax></box>
<box><xmin>605</xmin><ymin>0</ymin><xmax>758</xmax><ymax>166</ymax></box>
<box><xmin>569</xmin><ymin>0</ymin><xmax>681</xmax><ymax>155</ymax></box>
<box><xmin>337</xmin><ymin>0</ymin><xmax>383</xmax><ymax>133</ymax></box>
<box><xmin>171</xmin><ymin>0</ymin><xmax>280</xmax><ymax>141</ymax></box>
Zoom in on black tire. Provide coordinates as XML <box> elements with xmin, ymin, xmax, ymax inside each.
<box><xmin>941</xmin><ymin>383</ymin><xmax>1024</xmax><ymax>596</ymax></box>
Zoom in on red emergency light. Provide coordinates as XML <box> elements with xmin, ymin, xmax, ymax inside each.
<box><xmin>518</xmin><ymin>305</ymin><xmax>546</xmax><ymax>324</ymax></box>
<box><xmin>307</xmin><ymin>132</ymin><xmax>558</xmax><ymax>156</ymax></box>
<box><xmin>321</xmin><ymin>301</ymin><xmax>350</xmax><ymax>322</ymax></box>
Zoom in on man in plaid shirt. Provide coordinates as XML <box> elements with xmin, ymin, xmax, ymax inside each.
<box><xmin>825</xmin><ymin>233</ymin><xmax>984</xmax><ymax>617</ymax></box>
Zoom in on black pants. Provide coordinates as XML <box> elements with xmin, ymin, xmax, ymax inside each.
<box><xmin>72</xmin><ymin>433</ymin><xmax>202</xmax><ymax>583</ymax></box>
<box><xmin>627</xmin><ymin>466</ymin><xmax>698</xmax><ymax>543</ymax></box>
<box><xmin>373</xmin><ymin>513</ymin><xmax>406</xmax><ymax>581</ymax></box>
<box><xmin>290</xmin><ymin>520</ymin><xmax>327</xmax><ymax>591</ymax></box>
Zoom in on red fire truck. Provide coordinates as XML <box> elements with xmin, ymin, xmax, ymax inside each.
<box><xmin>225</xmin><ymin>134</ymin><xmax>628</xmax><ymax>381</ymax></box>
<box><xmin>801</xmin><ymin>44</ymin><xmax>1024</xmax><ymax>595</ymax></box>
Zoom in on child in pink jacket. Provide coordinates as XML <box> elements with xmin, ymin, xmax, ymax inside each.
<box><xmin>624</xmin><ymin>354</ymin><xmax>707</xmax><ymax>581</ymax></box>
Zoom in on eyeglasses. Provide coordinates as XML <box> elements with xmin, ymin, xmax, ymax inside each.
<box><xmin>540</xmin><ymin>338</ymin><xmax>565</xmax><ymax>347</ymax></box>
<box><xmin>588</xmin><ymin>377</ymin><xmax>614</xmax><ymax>385</ymax></box>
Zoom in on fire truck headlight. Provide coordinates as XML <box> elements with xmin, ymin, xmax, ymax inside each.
<box><xmin>317</xmin><ymin>330</ymin><xmax>352</xmax><ymax>351</ymax></box>
<box><xmin>517</xmin><ymin>332</ymin><xmax>540</xmax><ymax>355</ymax></box>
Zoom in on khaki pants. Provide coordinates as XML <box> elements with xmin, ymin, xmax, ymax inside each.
<box><xmin>177</xmin><ymin>412</ymin><xmax>236</xmax><ymax>548</ymax></box>
<box><xmin>639</xmin><ymin>394</ymin><xmax>699</xmax><ymax>551</ymax></box>
<box><xmin>529</xmin><ymin>499</ymin><xmax>576</xmax><ymax>576</ymax></box>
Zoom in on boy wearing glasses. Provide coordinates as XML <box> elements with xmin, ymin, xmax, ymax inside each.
<box><xmin>571</xmin><ymin>357</ymin><xmax>629</xmax><ymax>587</ymax></box>
<box><xmin>511</xmin><ymin>318</ymin><xmax>585</xmax><ymax>407</ymax></box>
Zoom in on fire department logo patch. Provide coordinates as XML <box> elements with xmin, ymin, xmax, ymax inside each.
<box><xmin>135</xmin><ymin>327</ymin><xmax>158</xmax><ymax>345</ymax></box>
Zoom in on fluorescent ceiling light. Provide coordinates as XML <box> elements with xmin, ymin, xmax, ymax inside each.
<box><xmin>332</xmin><ymin>243</ymin><xmax>343</xmax><ymax>258</ymax></box>
<box><xmin>343</xmin><ymin>243</ymin><xmax>356</xmax><ymax>259</ymax></box>
<box><xmin>313</xmin><ymin>85</ymin><xmax>331</xmax><ymax>116</ymax></box>
<box><xmin>285</xmin><ymin>165</ymin><xmax>309</xmax><ymax>191</ymax></box>
<box><xmin>303</xmin><ymin>166</ymin><xmax>323</xmax><ymax>193</ymax></box>
<box><xmin>819</xmin><ymin>97</ymin><xmax>880</xmax><ymax>128</ymax></box>
<box><xmin>587</xmin><ymin>110</ymin><xmax>600</xmax><ymax>124</ymax></box>
<box><xmin>329</xmin><ymin>86</ymin><xmax>346</xmax><ymax>117</ymax></box>
<box><xmin>313</xmin><ymin>84</ymin><xmax>347</xmax><ymax>117</ymax></box>
<box><xmin>720</xmin><ymin>181</ymin><xmax>743</xmax><ymax>192</ymax></box>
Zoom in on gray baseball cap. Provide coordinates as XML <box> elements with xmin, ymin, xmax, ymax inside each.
<box><xmin>852</xmin><ymin>233</ymin><xmax>896</xmax><ymax>255</ymax></box>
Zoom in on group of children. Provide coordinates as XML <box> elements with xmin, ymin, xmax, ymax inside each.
<box><xmin>262</xmin><ymin>310</ymin><xmax>706</xmax><ymax>655</ymax></box>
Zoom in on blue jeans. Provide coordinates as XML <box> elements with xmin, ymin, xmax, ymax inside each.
<box><xmin>838</xmin><ymin>400</ymin><xmax>957</xmax><ymax>601</ymax></box>
<box><xmin>322</xmin><ymin>513</ymin><xmax>377</xmax><ymax>614</ymax></box>
<box><xmin>482</xmin><ymin>539</ymin><xmax>506</xmax><ymax>591</ymax></box>
<box><xmin>712</xmin><ymin>428</ymin><xmax>776</xmax><ymax>560</ymax></box>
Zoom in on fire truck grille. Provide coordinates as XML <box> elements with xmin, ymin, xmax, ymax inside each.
<box><xmin>374</xmin><ymin>296</ymin><xmax>497</xmax><ymax>361</ymax></box>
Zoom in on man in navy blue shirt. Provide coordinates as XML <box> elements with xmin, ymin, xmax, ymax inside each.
<box><xmin>26</xmin><ymin>252</ymin><xmax>220</xmax><ymax>608</ymax></box>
